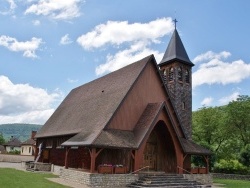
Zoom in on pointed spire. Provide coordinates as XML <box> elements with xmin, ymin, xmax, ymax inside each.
<box><xmin>159</xmin><ymin>27</ymin><xmax>194</xmax><ymax>66</ymax></box>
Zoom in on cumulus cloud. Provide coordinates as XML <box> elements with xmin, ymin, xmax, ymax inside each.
<box><xmin>219</xmin><ymin>92</ymin><xmax>240</xmax><ymax>105</ymax></box>
<box><xmin>25</xmin><ymin>0</ymin><xmax>83</xmax><ymax>21</ymax></box>
<box><xmin>60</xmin><ymin>34</ymin><xmax>73</xmax><ymax>45</ymax></box>
<box><xmin>193</xmin><ymin>51</ymin><xmax>231</xmax><ymax>64</ymax></box>
<box><xmin>77</xmin><ymin>18</ymin><xmax>173</xmax><ymax>50</ymax></box>
<box><xmin>96</xmin><ymin>41</ymin><xmax>163</xmax><ymax>75</ymax></box>
<box><xmin>201</xmin><ymin>97</ymin><xmax>213</xmax><ymax>106</ymax></box>
<box><xmin>193</xmin><ymin>51</ymin><xmax>250</xmax><ymax>88</ymax></box>
<box><xmin>77</xmin><ymin>17</ymin><xmax>174</xmax><ymax>75</ymax></box>
<box><xmin>0</xmin><ymin>75</ymin><xmax>63</xmax><ymax>124</ymax></box>
<box><xmin>0</xmin><ymin>35</ymin><xmax>42</xmax><ymax>58</ymax></box>
<box><xmin>0</xmin><ymin>0</ymin><xmax>17</xmax><ymax>15</ymax></box>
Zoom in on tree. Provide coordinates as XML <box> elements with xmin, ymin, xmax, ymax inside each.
<box><xmin>192</xmin><ymin>106</ymin><xmax>231</xmax><ymax>157</ymax></box>
<box><xmin>227</xmin><ymin>95</ymin><xmax>250</xmax><ymax>146</ymax></box>
<box><xmin>0</xmin><ymin>133</ymin><xmax>5</xmax><ymax>145</ymax></box>
<box><xmin>239</xmin><ymin>144</ymin><xmax>250</xmax><ymax>167</ymax></box>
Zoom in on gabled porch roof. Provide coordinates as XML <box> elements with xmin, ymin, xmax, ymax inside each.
<box><xmin>62</xmin><ymin>102</ymin><xmax>211</xmax><ymax>155</ymax></box>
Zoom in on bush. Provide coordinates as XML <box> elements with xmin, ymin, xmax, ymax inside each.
<box><xmin>8</xmin><ymin>150</ymin><xmax>20</xmax><ymax>155</ymax></box>
<box><xmin>213</xmin><ymin>159</ymin><xmax>249</xmax><ymax>174</ymax></box>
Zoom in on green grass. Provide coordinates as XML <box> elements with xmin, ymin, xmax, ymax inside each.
<box><xmin>214</xmin><ymin>178</ymin><xmax>250</xmax><ymax>188</ymax></box>
<box><xmin>0</xmin><ymin>168</ymin><xmax>69</xmax><ymax>188</ymax></box>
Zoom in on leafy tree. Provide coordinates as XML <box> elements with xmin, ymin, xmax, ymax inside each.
<box><xmin>227</xmin><ymin>95</ymin><xmax>250</xmax><ymax>146</ymax></box>
<box><xmin>239</xmin><ymin>144</ymin><xmax>250</xmax><ymax>167</ymax></box>
<box><xmin>192</xmin><ymin>106</ymin><xmax>232</xmax><ymax>158</ymax></box>
<box><xmin>0</xmin><ymin>133</ymin><xmax>5</xmax><ymax>145</ymax></box>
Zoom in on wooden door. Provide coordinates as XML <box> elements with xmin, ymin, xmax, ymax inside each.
<box><xmin>143</xmin><ymin>142</ymin><xmax>157</xmax><ymax>170</ymax></box>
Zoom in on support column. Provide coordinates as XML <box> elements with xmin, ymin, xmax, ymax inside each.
<box><xmin>203</xmin><ymin>155</ymin><xmax>209</xmax><ymax>174</ymax></box>
<box><xmin>90</xmin><ymin>148</ymin><xmax>96</xmax><ymax>173</ymax></box>
<box><xmin>65</xmin><ymin>147</ymin><xmax>70</xmax><ymax>169</ymax></box>
<box><xmin>134</xmin><ymin>150</ymin><xmax>140</xmax><ymax>172</ymax></box>
<box><xmin>177</xmin><ymin>153</ymin><xmax>184</xmax><ymax>174</ymax></box>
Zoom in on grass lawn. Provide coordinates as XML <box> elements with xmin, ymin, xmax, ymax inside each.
<box><xmin>0</xmin><ymin>168</ymin><xmax>69</xmax><ymax>188</ymax></box>
<box><xmin>214</xmin><ymin>178</ymin><xmax>250</xmax><ymax>188</ymax></box>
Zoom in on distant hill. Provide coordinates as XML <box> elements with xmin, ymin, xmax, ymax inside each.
<box><xmin>0</xmin><ymin>123</ymin><xmax>42</xmax><ymax>142</ymax></box>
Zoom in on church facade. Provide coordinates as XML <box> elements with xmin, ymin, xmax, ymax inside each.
<box><xmin>35</xmin><ymin>27</ymin><xmax>210</xmax><ymax>174</ymax></box>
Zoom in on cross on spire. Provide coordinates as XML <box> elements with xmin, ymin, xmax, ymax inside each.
<box><xmin>173</xmin><ymin>18</ymin><xmax>178</xmax><ymax>29</ymax></box>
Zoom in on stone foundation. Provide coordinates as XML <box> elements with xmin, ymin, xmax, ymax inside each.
<box><xmin>56</xmin><ymin>167</ymin><xmax>138</xmax><ymax>187</ymax></box>
<box><xmin>212</xmin><ymin>173</ymin><xmax>250</xmax><ymax>180</ymax></box>
<box><xmin>183</xmin><ymin>174</ymin><xmax>213</xmax><ymax>185</ymax></box>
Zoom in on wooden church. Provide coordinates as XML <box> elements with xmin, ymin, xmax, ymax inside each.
<box><xmin>35</xmin><ymin>26</ymin><xmax>210</xmax><ymax>174</ymax></box>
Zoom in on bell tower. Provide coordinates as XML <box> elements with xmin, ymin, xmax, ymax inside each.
<box><xmin>159</xmin><ymin>21</ymin><xmax>194</xmax><ymax>139</ymax></box>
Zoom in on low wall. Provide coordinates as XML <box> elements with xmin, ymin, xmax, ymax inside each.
<box><xmin>212</xmin><ymin>173</ymin><xmax>250</xmax><ymax>181</ymax></box>
<box><xmin>0</xmin><ymin>154</ymin><xmax>34</xmax><ymax>163</ymax></box>
<box><xmin>59</xmin><ymin>168</ymin><xmax>138</xmax><ymax>187</ymax></box>
<box><xmin>183</xmin><ymin>174</ymin><xmax>213</xmax><ymax>185</ymax></box>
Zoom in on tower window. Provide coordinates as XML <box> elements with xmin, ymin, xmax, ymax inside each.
<box><xmin>185</xmin><ymin>69</ymin><xmax>190</xmax><ymax>83</ymax></box>
<box><xmin>182</xmin><ymin>102</ymin><xmax>186</xmax><ymax>110</ymax></box>
<box><xmin>163</xmin><ymin>69</ymin><xmax>167</xmax><ymax>76</ymax></box>
<box><xmin>169</xmin><ymin>67</ymin><xmax>174</xmax><ymax>81</ymax></box>
<box><xmin>178</xmin><ymin>67</ymin><xmax>182</xmax><ymax>81</ymax></box>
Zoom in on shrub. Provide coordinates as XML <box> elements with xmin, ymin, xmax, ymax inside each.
<box><xmin>8</xmin><ymin>150</ymin><xmax>20</xmax><ymax>155</ymax></box>
<box><xmin>213</xmin><ymin>159</ymin><xmax>249</xmax><ymax>174</ymax></box>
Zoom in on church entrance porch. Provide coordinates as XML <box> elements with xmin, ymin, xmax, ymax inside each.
<box><xmin>142</xmin><ymin>120</ymin><xmax>177</xmax><ymax>173</ymax></box>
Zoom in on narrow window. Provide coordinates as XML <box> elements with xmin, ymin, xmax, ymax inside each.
<box><xmin>178</xmin><ymin>67</ymin><xmax>182</xmax><ymax>81</ymax></box>
<box><xmin>29</xmin><ymin>147</ymin><xmax>31</xmax><ymax>154</ymax></box>
<box><xmin>182</xmin><ymin>102</ymin><xmax>186</xmax><ymax>110</ymax></box>
<box><xmin>185</xmin><ymin>69</ymin><xmax>190</xmax><ymax>83</ymax></box>
<box><xmin>169</xmin><ymin>67</ymin><xmax>174</xmax><ymax>81</ymax></box>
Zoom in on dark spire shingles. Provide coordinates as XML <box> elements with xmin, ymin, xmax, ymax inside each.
<box><xmin>159</xmin><ymin>29</ymin><xmax>194</xmax><ymax>66</ymax></box>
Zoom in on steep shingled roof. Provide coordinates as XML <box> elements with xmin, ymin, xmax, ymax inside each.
<box><xmin>159</xmin><ymin>29</ymin><xmax>194</xmax><ymax>66</ymax></box>
<box><xmin>36</xmin><ymin>55</ymin><xmax>153</xmax><ymax>141</ymax></box>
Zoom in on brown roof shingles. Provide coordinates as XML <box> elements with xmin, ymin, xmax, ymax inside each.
<box><xmin>36</xmin><ymin>55</ymin><xmax>153</xmax><ymax>141</ymax></box>
<box><xmin>180</xmin><ymin>138</ymin><xmax>211</xmax><ymax>155</ymax></box>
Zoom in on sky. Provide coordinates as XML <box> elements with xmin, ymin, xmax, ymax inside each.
<box><xmin>0</xmin><ymin>0</ymin><xmax>250</xmax><ymax>125</ymax></box>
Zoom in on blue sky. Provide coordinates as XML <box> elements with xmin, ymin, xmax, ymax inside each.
<box><xmin>0</xmin><ymin>0</ymin><xmax>250</xmax><ymax>124</ymax></box>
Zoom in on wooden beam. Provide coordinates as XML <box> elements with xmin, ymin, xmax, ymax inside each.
<box><xmin>64</xmin><ymin>147</ymin><xmax>70</xmax><ymax>169</ymax></box>
<box><xmin>134</xmin><ymin>150</ymin><xmax>139</xmax><ymax>172</ymax></box>
<box><xmin>90</xmin><ymin>148</ymin><xmax>96</xmax><ymax>173</ymax></box>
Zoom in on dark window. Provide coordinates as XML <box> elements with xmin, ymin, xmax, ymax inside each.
<box><xmin>182</xmin><ymin>102</ymin><xmax>186</xmax><ymax>110</ymax></box>
<box><xmin>56</xmin><ymin>137</ymin><xmax>68</xmax><ymax>148</ymax></box>
<box><xmin>185</xmin><ymin>69</ymin><xmax>190</xmax><ymax>83</ymax></box>
<box><xmin>169</xmin><ymin>67</ymin><xmax>174</xmax><ymax>81</ymax></box>
<box><xmin>178</xmin><ymin>67</ymin><xmax>182</xmax><ymax>81</ymax></box>
<box><xmin>45</xmin><ymin>139</ymin><xmax>53</xmax><ymax>148</ymax></box>
<box><xmin>29</xmin><ymin>147</ymin><xmax>31</xmax><ymax>153</ymax></box>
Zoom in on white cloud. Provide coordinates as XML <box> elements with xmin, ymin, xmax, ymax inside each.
<box><xmin>0</xmin><ymin>75</ymin><xmax>63</xmax><ymax>124</ymax></box>
<box><xmin>67</xmin><ymin>78</ymin><xmax>78</xmax><ymax>83</ymax></box>
<box><xmin>77</xmin><ymin>18</ymin><xmax>174</xmax><ymax>50</ymax></box>
<box><xmin>0</xmin><ymin>0</ymin><xmax>17</xmax><ymax>15</ymax></box>
<box><xmin>32</xmin><ymin>19</ymin><xmax>41</xmax><ymax>26</ymax></box>
<box><xmin>219</xmin><ymin>92</ymin><xmax>240</xmax><ymax>105</ymax></box>
<box><xmin>193</xmin><ymin>51</ymin><xmax>250</xmax><ymax>88</ymax></box>
<box><xmin>77</xmin><ymin>17</ymin><xmax>174</xmax><ymax>75</ymax></box>
<box><xmin>193</xmin><ymin>51</ymin><xmax>231</xmax><ymax>64</ymax></box>
<box><xmin>201</xmin><ymin>97</ymin><xmax>213</xmax><ymax>106</ymax></box>
<box><xmin>0</xmin><ymin>35</ymin><xmax>42</xmax><ymax>58</ymax></box>
<box><xmin>25</xmin><ymin>0</ymin><xmax>83</xmax><ymax>21</ymax></box>
<box><xmin>60</xmin><ymin>34</ymin><xmax>72</xmax><ymax>45</ymax></box>
<box><xmin>96</xmin><ymin>41</ymin><xmax>163</xmax><ymax>75</ymax></box>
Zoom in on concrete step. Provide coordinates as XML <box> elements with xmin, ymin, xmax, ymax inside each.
<box><xmin>127</xmin><ymin>173</ymin><xmax>208</xmax><ymax>188</ymax></box>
